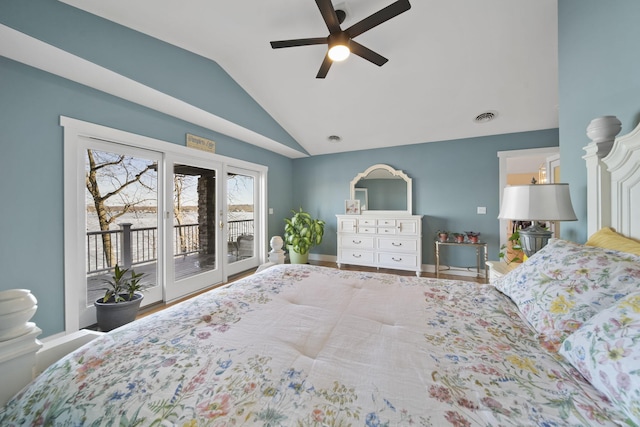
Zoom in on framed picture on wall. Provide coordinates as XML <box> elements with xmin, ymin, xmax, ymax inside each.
<box><xmin>345</xmin><ymin>199</ymin><xmax>360</xmax><ymax>215</ymax></box>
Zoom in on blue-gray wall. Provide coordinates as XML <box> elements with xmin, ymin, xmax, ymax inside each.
<box><xmin>558</xmin><ymin>0</ymin><xmax>640</xmax><ymax>243</ymax></box>
<box><xmin>293</xmin><ymin>130</ymin><xmax>558</xmax><ymax>267</ymax></box>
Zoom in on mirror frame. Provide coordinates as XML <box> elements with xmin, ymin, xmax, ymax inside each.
<box><xmin>350</xmin><ymin>164</ymin><xmax>412</xmax><ymax>214</ymax></box>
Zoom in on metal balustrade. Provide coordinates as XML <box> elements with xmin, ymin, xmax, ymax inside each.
<box><xmin>86</xmin><ymin>219</ymin><xmax>254</xmax><ymax>274</ymax></box>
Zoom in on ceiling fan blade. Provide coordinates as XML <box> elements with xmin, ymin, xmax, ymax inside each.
<box><xmin>315</xmin><ymin>0</ymin><xmax>341</xmax><ymax>33</ymax></box>
<box><xmin>270</xmin><ymin>37</ymin><xmax>327</xmax><ymax>49</ymax></box>
<box><xmin>316</xmin><ymin>54</ymin><xmax>332</xmax><ymax>79</ymax></box>
<box><xmin>346</xmin><ymin>0</ymin><xmax>411</xmax><ymax>39</ymax></box>
<box><xmin>349</xmin><ymin>41</ymin><xmax>388</xmax><ymax>66</ymax></box>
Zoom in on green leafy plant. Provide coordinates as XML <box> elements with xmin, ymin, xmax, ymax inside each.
<box><xmin>499</xmin><ymin>230</ymin><xmax>523</xmax><ymax>264</ymax></box>
<box><xmin>100</xmin><ymin>264</ymin><xmax>146</xmax><ymax>303</ymax></box>
<box><xmin>284</xmin><ymin>208</ymin><xmax>325</xmax><ymax>255</ymax></box>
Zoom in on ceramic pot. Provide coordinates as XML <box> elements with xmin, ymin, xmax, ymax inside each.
<box><xmin>287</xmin><ymin>245</ymin><xmax>309</xmax><ymax>264</ymax></box>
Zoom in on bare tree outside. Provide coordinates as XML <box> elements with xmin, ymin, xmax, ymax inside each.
<box><xmin>85</xmin><ymin>149</ymin><xmax>157</xmax><ymax>267</ymax></box>
<box><xmin>173</xmin><ymin>172</ymin><xmax>199</xmax><ymax>253</ymax></box>
<box><xmin>227</xmin><ymin>173</ymin><xmax>254</xmax><ymax>220</ymax></box>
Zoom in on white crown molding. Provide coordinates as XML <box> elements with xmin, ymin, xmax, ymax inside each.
<box><xmin>0</xmin><ymin>24</ymin><xmax>307</xmax><ymax>159</ymax></box>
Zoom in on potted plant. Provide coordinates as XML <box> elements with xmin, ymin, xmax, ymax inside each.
<box><xmin>452</xmin><ymin>232</ymin><xmax>465</xmax><ymax>243</ymax></box>
<box><xmin>499</xmin><ymin>230</ymin><xmax>523</xmax><ymax>264</ymax></box>
<box><xmin>94</xmin><ymin>264</ymin><xmax>146</xmax><ymax>331</ymax></box>
<box><xmin>436</xmin><ymin>230</ymin><xmax>449</xmax><ymax>242</ymax></box>
<box><xmin>465</xmin><ymin>231</ymin><xmax>481</xmax><ymax>243</ymax></box>
<box><xmin>284</xmin><ymin>208</ymin><xmax>325</xmax><ymax>264</ymax></box>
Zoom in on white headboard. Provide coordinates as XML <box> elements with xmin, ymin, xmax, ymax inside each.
<box><xmin>584</xmin><ymin>116</ymin><xmax>640</xmax><ymax>241</ymax></box>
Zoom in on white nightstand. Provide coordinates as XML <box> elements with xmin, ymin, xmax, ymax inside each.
<box><xmin>485</xmin><ymin>261</ymin><xmax>521</xmax><ymax>285</ymax></box>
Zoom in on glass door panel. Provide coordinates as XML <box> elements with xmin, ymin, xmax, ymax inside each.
<box><xmin>82</xmin><ymin>144</ymin><xmax>163</xmax><ymax>328</ymax></box>
<box><xmin>225</xmin><ymin>168</ymin><xmax>259</xmax><ymax>276</ymax></box>
<box><xmin>166</xmin><ymin>159</ymin><xmax>223</xmax><ymax>300</ymax></box>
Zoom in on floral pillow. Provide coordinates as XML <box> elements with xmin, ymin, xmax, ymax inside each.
<box><xmin>560</xmin><ymin>292</ymin><xmax>640</xmax><ymax>425</ymax></box>
<box><xmin>494</xmin><ymin>239</ymin><xmax>640</xmax><ymax>351</ymax></box>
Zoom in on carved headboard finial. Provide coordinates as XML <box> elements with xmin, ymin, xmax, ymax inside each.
<box><xmin>586</xmin><ymin>115</ymin><xmax>622</xmax><ymax>158</ymax></box>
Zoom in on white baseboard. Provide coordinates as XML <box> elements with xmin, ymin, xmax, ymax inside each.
<box><xmin>307</xmin><ymin>255</ymin><xmax>485</xmax><ymax>279</ymax></box>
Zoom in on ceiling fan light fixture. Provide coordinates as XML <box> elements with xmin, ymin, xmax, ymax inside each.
<box><xmin>328</xmin><ymin>44</ymin><xmax>350</xmax><ymax>61</ymax></box>
<box><xmin>328</xmin><ymin>33</ymin><xmax>351</xmax><ymax>61</ymax></box>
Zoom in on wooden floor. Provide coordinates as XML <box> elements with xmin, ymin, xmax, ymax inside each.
<box><xmin>137</xmin><ymin>260</ymin><xmax>484</xmax><ymax>319</ymax></box>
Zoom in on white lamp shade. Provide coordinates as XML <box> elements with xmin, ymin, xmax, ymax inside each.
<box><xmin>498</xmin><ymin>184</ymin><xmax>577</xmax><ymax>221</ymax></box>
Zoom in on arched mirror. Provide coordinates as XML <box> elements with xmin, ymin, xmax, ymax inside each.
<box><xmin>350</xmin><ymin>164</ymin><xmax>412</xmax><ymax>214</ymax></box>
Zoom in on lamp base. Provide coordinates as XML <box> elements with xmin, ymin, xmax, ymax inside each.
<box><xmin>519</xmin><ymin>224</ymin><xmax>552</xmax><ymax>257</ymax></box>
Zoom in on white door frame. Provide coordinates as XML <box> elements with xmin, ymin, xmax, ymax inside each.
<box><xmin>497</xmin><ymin>147</ymin><xmax>560</xmax><ymax>247</ymax></box>
<box><xmin>224</xmin><ymin>166</ymin><xmax>265</xmax><ymax>276</ymax></box>
<box><xmin>164</xmin><ymin>153</ymin><xmax>224</xmax><ymax>302</ymax></box>
<box><xmin>62</xmin><ymin>116</ymin><xmax>268</xmax><ymax>333</ymax></box>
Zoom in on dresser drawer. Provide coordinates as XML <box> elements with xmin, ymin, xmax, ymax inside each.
<box><xmin>378</xmin><ymin>237</ymin><xmax>418</xmax><ymax>253</ymax></box>
<box><xmin>377</xmin><ymin>252</ymin><xmax>419</xmax><ymax>268</ymax></box>
<box><xmin>358</xmin><ymin>226</ymin><xmax>377</xmax><ymax>234</ymax></box>
<box><xmin>339</xmin><ymin>235</ymin><xmax>375</xmax><ymax>249</ymax></box>
<box><xmin>377</xmin><ymin>219</ymin><xmax>396</xmax><ymax>227</ymax></box>
<box><xmin>341</xmin><ymin>250</ymin><xmax>375</xmax><ymax>264</ymax></box>
<box><xmin>358</xmin><ymin>218</ymin><xmax>376</xmax><ymax>226</ymax></box>
<box><xmin>377</xmin><ymin>227</ymin><xmax>397</xmax><ymax>235</ymax></box>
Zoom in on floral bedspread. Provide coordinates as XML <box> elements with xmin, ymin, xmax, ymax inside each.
<box><xmin>0</xmin><ymin>264</ymin><xmax>627</xmax><ymax>426</ymax></box>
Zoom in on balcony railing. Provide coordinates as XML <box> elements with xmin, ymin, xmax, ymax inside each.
<box><xmin>87</xmin><ymin>219</ymin><xmax>254</xmax><ymax>274</ymax></box>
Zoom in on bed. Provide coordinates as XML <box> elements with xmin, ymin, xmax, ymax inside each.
<box><xmin>1</xmin><ymin>116</ymin><xmax>639</xmax><ymax>426</ymax></box>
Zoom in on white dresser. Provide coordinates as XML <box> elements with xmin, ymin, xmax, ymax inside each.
<box><xmin>336</xmin><ymin>214</ymin><xmax>423</xmax><ymax>276</ymax></box>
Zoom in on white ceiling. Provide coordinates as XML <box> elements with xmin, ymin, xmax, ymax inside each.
<box><xmin>59</xmin><ymin>0</ymin><xmax>558</xmax><ymax>157</ymax></box>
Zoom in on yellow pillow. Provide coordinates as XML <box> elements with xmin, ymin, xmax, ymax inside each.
<box><xmin>585</xmin><ymin>227</ymin><xmax>640</xmax><ymax>256</ymax></box>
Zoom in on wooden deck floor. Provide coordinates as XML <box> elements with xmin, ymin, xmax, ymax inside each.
<box><xmin>87</xmin><ymin>253</ymin><xmax>223</xmax><ymax>303</ymax></box>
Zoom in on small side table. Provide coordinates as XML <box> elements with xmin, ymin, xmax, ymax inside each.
<box><xmin>435</xmin><ymin>241</ymin><xmax>488</xmax><ymax>283</ymax></box>
<box><xmin>485</xmin><ymin>260</ymin><xmax>520</xmax><ymax>285</ymax></box>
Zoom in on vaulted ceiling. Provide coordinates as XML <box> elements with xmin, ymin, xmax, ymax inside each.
<box><xmin>59</xmin><ymin>0</ymin><xmax>558</xmax><ymax>156</ymax></box>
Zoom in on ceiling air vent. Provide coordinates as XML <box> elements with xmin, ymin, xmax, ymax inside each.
<box><xmin>474</xmin><ymin>111</ymin><xmax>498</xmax><ymax>123</ymax></box>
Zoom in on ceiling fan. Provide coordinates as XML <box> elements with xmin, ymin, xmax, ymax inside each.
<box><xmin>270</xmin><ymin>0</ymin><xmax>411</xmax><ymax>79</ymax></box>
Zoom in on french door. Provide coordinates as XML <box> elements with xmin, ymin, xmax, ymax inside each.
<box><xmin>225</xmin><ymin>167</ymin><xmax>260</xmax><ymax>276</ymax></box>
<box><xmin>165</xmin><ymin>154</ymin><xmax>223</xmax><ymax>301</ymax></box>
<box><xmin>73</xmin><ymin>138</ymin><xmax>164</xmax><ymax>329</ymax></box>
<box><xmin>63</xmin><ymin>117</ymin><xmax>266</xmax><ymax>332</ymax></box>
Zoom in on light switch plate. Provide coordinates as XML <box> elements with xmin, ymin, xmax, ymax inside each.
<box><xmin>477</xmin><ymin>206</ymin><xmax>487</xmax><ymax>214</ymax></box>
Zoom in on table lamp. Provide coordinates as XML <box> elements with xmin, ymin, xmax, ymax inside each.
<box><xmin>498</xmin><ymin>184</ymin><xmax>577</xmax><ymax>257</ymax></box>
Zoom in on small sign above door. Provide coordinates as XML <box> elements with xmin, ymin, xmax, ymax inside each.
<box><xmin>186</xmin><ymin>133</ymin><xmax>216</xmax><ymax>153</ymax></box>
